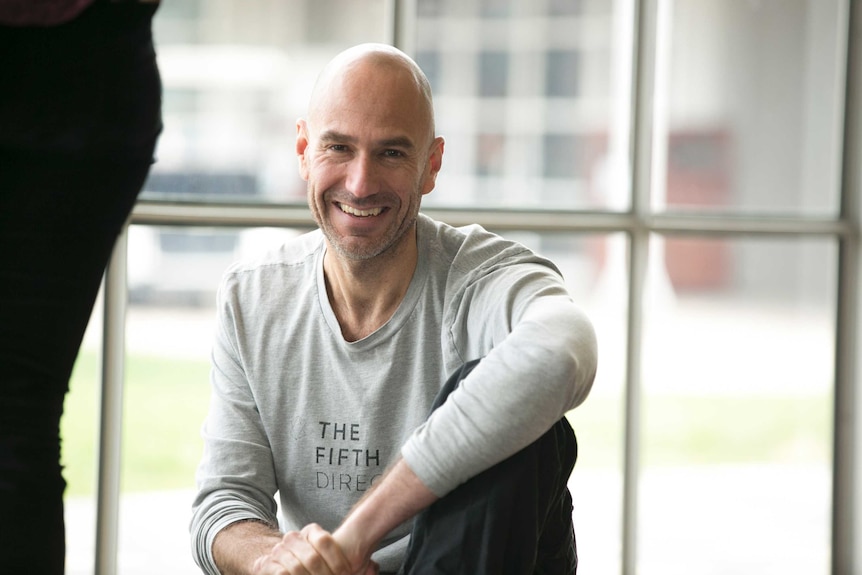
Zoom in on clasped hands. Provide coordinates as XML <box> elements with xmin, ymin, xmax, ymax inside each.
<box><xmin>251</xmin><ymin>523</ymin><xmax>379</xmax><ymax>575</ymax></box>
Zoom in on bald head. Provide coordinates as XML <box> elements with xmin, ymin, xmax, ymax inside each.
<box><xmin>295</xmin><ymin>43</ymin><xmax>445</xmax><ymax>262</ymax></box>
<box><xmin>307</xmin><ymin>43</ymin><xmax>436</xmax><ymax>145</ymax></box>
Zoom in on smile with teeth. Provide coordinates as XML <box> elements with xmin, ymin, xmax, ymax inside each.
<box><xmin>338</xmin><ymin>203</ymin><xmax>383</xmax><ymax>217</ymax></box>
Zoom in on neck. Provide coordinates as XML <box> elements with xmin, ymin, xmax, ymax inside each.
<box><xmin>323</xmin><ymin>229</ymin><xmax>418</xmax><ymax>342</ymax></box>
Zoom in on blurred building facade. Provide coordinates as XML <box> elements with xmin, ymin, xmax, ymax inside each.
<box><xmin>137</xmin><ymin>0</ymin><xmax>841</xmax><ymax>303</ymax></box>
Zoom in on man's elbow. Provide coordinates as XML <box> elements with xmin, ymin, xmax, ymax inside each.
<box><xmin>555</xmin><ymin>304</ymin><xmax>598</xmax><ymax>409</ymax></box>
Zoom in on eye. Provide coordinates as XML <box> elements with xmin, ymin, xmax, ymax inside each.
<box><xmin>382</xmin><ymin>149</ymin><xmax>405</xmax><ymax>158</ymax></box>
<box><xmin>328</xmin><ymin>144</ymin><xmax>349</xmax><ymax>152</ymax></box>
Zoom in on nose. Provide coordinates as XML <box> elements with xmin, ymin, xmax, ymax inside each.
<box><xmin>344</xmin><ymin>153</ymin><xmax>378</xmax><ymax>198</ymax></box>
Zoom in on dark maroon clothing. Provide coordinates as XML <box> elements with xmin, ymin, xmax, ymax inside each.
<box><xmin>0</xmin><ymin>0</ymin><xmax>95</xmax><ymax>26</ymax></box>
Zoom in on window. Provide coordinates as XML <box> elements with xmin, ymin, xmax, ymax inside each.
<box><xmin>479</xmin><ymin>0</ymin><xmax>510</xmax><ymax>18</ymax></box>
<box><xmin>640</xmin><ymin>235</ymin><xmax>835</xmax><ymax>573</ymax></box>
<box><xmin>656</xmin><ymin>0</ymin><xmax>844</xmax><ymax>215</ymax></box>
<box><xmin>548</xmin><ymin>0</ymin><xmax>582</xmax><ymax>17</ymax></box>
<box><xmin>546</xmin><ymin>50</ymin><xmax>581</xmax><ymax>98</ymax></box>
<box><xmin>416</xmin><ymin>50</ymin><xmax>442</xmax><ymax>92</ymax></box>
<box><xmin>69</xmin><ymin>0</ymin><xmax>861</xmax><ymax>573</ymax></box>
<box><xmin>543</xmin><ymin>133</ymin><xmax>585</xmax><ymax>179</ymax></box>
<box><xmin>476</xmin><ymin>132</ymin><xmax>506</xmax><ymax>177</ymax></box>
<box><xmin>479</xmin><ymin>51</ymin><xmax>509</xmax><ymax>98</ymax></box>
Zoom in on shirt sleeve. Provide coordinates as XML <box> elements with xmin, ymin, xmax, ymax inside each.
<box><xmin>401</xmin><ymin>260</ymin><xmax>598</xmax><ymax>497</ymax></box>
<box><xmin>189</xmin><ymin>276</ymin><xmax>280</xmax><ymax>575</ymax></box>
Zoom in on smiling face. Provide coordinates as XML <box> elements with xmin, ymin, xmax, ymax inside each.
<box><xmin>296</xmin><ymin>46</ymin><xmax>444</xmax><ymax>262</ymax></box>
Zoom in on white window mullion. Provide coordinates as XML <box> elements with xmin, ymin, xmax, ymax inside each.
<box><xmin>623</xmin><ymin>0</ymin><xmax>662</xmax><ymax>572</ymax></box>
<box><xmin>95</xmin><ymin>223</ymin><xmax>130</xmax><ymax>575</ymax></box>
<box><xmin>833</xmin><ymin>1</ymin><xmax>862</xmax><ymax>572</ymax></box>
<box><xmin>385</xmin><ymin>0</ymin><xmax>417</xmax><ymax>55</ymax></box>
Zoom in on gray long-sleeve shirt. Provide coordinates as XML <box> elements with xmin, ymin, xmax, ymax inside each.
<box><xmin>190</xmin><ymin>213</ymin><xmax>597</xmax><ymax>573</ymax></box>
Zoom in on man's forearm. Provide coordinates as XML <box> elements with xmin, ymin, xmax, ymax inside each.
<box><xmin>334</xmin><ymin>457</ymin><xmax>438</xmax><ymax>567</ymax></box>
<box><xmin>208</xmin><ymin>460</ymin><xmax>436</xmax><ymax>575</ymax></box>
<box><xmin>213</xmin><ymin>519</ymin><xmax>283</xmax><ymax>575</ymax></box>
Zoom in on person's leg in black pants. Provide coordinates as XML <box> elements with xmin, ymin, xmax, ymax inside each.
<box><xmin>399</xmin><ymin>360</ymin><xmax>579</xmax><ymax>575</ymax></box>
<box><xmin>0</xmin><ymin>3</ymin><xmax>161</xmax><ymax>571</ymax></box>
<box><xmin>0</xmin><ymin>149</ymin><xmax>156</xmax><ymax>572</ymax></box>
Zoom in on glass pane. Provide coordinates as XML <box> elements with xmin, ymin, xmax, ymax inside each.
<box><xmin>128</xmin><ymin>224</ymin><xmax>232</xmax><ymax>306</ymax></box>
<box><xmin>128</xmin><ymin>224</ymin><xmax>306</xmax><ymax>308</ymax></box>
<box><xmin>657</xmin><ymin>0</ymin><xmax>844</xmax><ymax>215</ymax></box>
<box><xmin>144</xmin><ymin>0</ymin><xmax>387</xmax><ymax>204</ymax></box>
<box><xmin>115</xmin><ymin>225</ymin><xmax>300</xmax><ymax>572</ymax></box>
<box><xmin>416</xmin><ymin>0</ymin><xmax>632</xmax><ymax>210</ymax></box>
<box><xmin>115</xmin><ymin>304</ymin><xmax>214</xmax><ymax>573</ymax></box>
<box><xmin>562</xmin><ymin>233</ymin><xmax>628</xmax><ymax>575</ymax></box>
<box><xmin>495</xmin><ymin>230</ymin><xmax>627</xmax><ymax>574</ymax></box>
<box><xmin>640</xmin><ymin>235</ymin><xmax>836</xmax><ymax>574</ymax></box>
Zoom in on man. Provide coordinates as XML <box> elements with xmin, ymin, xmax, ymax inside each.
<box><xmin>191</xmin><ymin>43</ymin><xmax>597</xmax><ymax>575</ymax></box>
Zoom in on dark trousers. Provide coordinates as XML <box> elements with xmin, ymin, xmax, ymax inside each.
<box><xmin>399</xmin><ymin>360</ymin><xmax>579</xmax><ymax>575</ymax></box>
<box><xmin>0</xmin><ymin>3</ymin><xmax>161</xmax><ymax>572</ymax></box>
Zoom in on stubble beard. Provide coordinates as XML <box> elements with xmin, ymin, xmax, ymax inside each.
<box><xmin>309</xmin><ymin>184</ymin><xmax>421</xmax><ymax>263</ymax></box>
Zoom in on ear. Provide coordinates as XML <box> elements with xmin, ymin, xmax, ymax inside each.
<box><xmin>421</xmin><ymin>136</ymin><xmax>445</xmax><ymax>196</ymax></box>
<box><xmin>296</xmin><ymin>119</ymin><xmax>310</xmax><ymax>181</ymax></box>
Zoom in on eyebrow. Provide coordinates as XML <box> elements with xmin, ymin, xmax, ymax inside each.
<box><xmin>318</xmin><ymin>130</ymin><xmax>416</xmax><ymax>151</ymax></box>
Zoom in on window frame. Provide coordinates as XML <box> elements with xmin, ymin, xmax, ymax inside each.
<box><xmin>90</xmin><ymin>0</ymin><xmax>862</xmax><ymax>573</ymax></box>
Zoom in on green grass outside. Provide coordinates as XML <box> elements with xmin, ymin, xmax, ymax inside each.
<box><xmin>569</xmin><ymin>393</ymin><xmax>832</xmax><ymax>468</ymax></box>
<box><xmin>62</xmin><ymin>351</ymin><xmax>832</xmax><ymax>497</ymax></box>
<box><xmin>62</xmin><ymin>351</ymin><xmax>211</xmax><ymax>497</ymax></box>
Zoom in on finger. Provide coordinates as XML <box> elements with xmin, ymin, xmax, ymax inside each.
<box><xmin>253</xmin><ymin>547</ymin><xmax>309</xmax><ymax>575</ymax></box>
<box><xmin>360</xmin><ymin>559</ymin><xmax>380</xmax><ymax>575</ymax></box>
<box><xmin>301</xmin><ymin>524</ymin><xmax>352</xmax><ymax>574</ymax></box>
<box><xmin>276</xmin><ymin>529</ymin><xmax>337</xmax><ymax>575</ymax></box>
<box><xmin>266</xmin><ymin>534</ymin><xmax>316</xmax><ymax>575</ymax></box>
